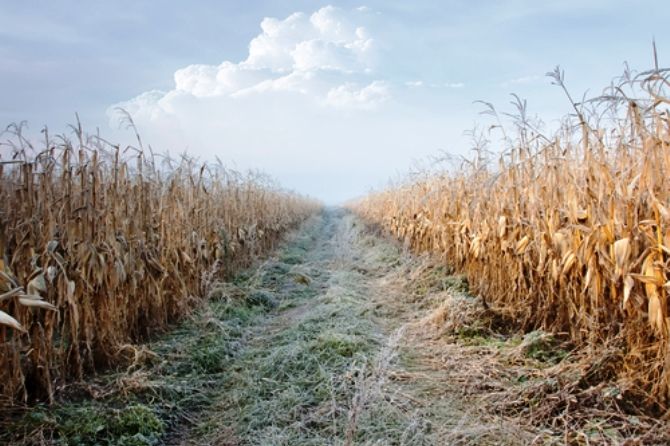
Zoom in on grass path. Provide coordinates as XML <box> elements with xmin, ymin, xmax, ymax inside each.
<box><xmin>176</xmin><ymin>209</ymin><xmax>534</xmax><ymax>445</ymax></box>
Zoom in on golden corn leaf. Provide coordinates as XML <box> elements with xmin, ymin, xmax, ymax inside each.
<box><xmin>470</xmin><ymin>236</ymin><xmax>482</xmax><ymax>259</ymax></box>
<box><xmin>552</xmin><ymin>232</ymin><xmax>568</xmax><ymax>257</ymax></box>
<box><xmin>642</xmin><ymin>254</ymin><xmax>666</xmax><ymax>333</ymax></box>
<box><xmin>498</xmin><ymin>216</ymin><xmax>507</xmax><ymax>237</ymax></box>
<box><xmin>648</xmin><ymin>292</ymin><xmax>665</xmax><ymax>334</ymax></box>
<box><xmin>641</xmin><ymin>254</ymin><xmax>664</xmax><ymax>290</ymax></box>
<box><xmin>631</xmin><ymin>273</ymin><xmax>664</xmax><ymax>285</ymax></box>
<box><xmin>583</xmin><ymin>259</ymin><xmax>595</xmax><ymax>294</ymax></box>
<box><xmin>623</xmin><ymin>275</ymin><xmax>635</xmax><ymax>308</ymax></box>
<box><xmin>561</xmin><ymin>252</ymin><xmax>577</xmax><ymax>276</ymax></box>
<box><xmin>612</xmin><ymin>238</ymin><xmax>631</xmax><ymax>280</ymax></box>
<box><xmin>515</xmin><ymin>235</ymin><xmax>530</xmax><ymax>255</ymax></box>
<box><xmin>551</xmin><ymin>259</ymin><xmax>560</xmax><ymax>282</ymax></box>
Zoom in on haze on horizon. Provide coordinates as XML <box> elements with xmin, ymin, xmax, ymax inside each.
<box><xmin>1</xmin><ymin>0</ymin><xmax>668</xmax><ymax>204</ymax></box>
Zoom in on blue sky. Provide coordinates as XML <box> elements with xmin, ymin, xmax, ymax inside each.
<box><xmin>1</xmin><ymin>1</ymin><xmax>668</xmax><ymax>203</ymax></box>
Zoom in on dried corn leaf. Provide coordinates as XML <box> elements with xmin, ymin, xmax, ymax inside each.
<box><xmin>0</xmin><ymin>310</ymin><xmax>25</xmax><ymax>332</ymax></box>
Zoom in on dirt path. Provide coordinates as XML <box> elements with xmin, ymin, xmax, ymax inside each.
<box><xmin>172</xmin><ymin>209</ymin><xmax>537</xmax><ymax>445</ymax></box>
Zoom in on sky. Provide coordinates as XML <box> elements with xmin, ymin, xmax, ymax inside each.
<box><xmin>1</xmin><ymin>1</ymin><xmax>668</xmax><ymax>203</ymax></box>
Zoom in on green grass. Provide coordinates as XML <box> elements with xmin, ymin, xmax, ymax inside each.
<box><xmin>443</xmin><ymin>274</ymin><xmax>469</xmax><ymax>293</ymax></box>
<box><xmin>520</xmin><ymin>331</ymin><xmax>570</xmax><ymax>365</ymax></box>
<box><xmin>10</xmin><ymin>402</ymin><xmax>164</xmax><ymax>446</ymax></box>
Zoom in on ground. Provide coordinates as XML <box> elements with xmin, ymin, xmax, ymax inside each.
<box><xmin>3</xmin><ymin>209</ymin><xmax>666</xmax><ymax>445</ymax></box>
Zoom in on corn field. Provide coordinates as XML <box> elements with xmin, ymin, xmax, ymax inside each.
<box><xmin>0</xmin><ymin>126</ymin><xmax>319</xmax><ymax>406</ymax></box>
<box><xmin>352</xmin><ymin>65</ymin><xmax>670</xmax><ymax>407</ymax></box>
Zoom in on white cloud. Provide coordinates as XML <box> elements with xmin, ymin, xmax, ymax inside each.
<box><xmin>172</xmin><ymin>62</ymin><xmax>271</xmax><ymax>97</ymax></box>
<box><xmin>111</xmin><ymin>89</ymin><xmax>168</xmax><ymax>121</ymax></box>
<box><xmin>325</xmin><ymin>81</ymin><xmax>390</xmax><ymax>109</ymax></box>
<box><xmin>111</xmin><ymin>5</ymin><xmax>384</xmax><ymax>124</ymax></box>
<box><xmin>406</xmin><ymin>80</ymin><xmax>464</xmax><ymax>89</ymax></box>
<box><xmin>244</xmin><ymin>13</ymin><xmax>311</xmax><ymax>72</ymax></box>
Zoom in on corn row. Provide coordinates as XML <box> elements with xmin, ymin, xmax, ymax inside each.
<box><xmin>0</xmin><ymin>134</ymin><xmax>319</xmax><ymax>405</ymax></box>
<box><xmin>352</xmin><ymin>68</ymin><xmax>670</xmax><ymax>403</ymax></box>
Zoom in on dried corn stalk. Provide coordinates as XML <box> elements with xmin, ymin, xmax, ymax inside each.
<box><xmin>351</xmin><ymin>65</ymin><xmax>670</xmax><ymax>404</ymax></box>
<box><xmin>0</xmin><ymin>129</ymin><xmax>319</xmax><ymax>405</ymax></box>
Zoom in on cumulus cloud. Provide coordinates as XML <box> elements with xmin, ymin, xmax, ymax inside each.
<box><xmin>110</xmin><ymin>5</ymin><xmax>383</xmax><ymax>126</ymax></box>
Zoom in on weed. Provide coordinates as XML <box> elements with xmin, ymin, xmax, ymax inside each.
<box><xmin>8</xmin><ymin>402</ymin><xmax>164</xmax><ymax>446</ymax></box>
<box><xmin>247</xmin><ymin>290</ymin><xmax>279</xmax><ymax>309</ymax></box>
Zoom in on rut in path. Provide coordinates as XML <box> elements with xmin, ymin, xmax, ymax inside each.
<box><xmin>176</xmin><ymin>209</ymin><xmax>534</xmax><ymax>445</ymax></box>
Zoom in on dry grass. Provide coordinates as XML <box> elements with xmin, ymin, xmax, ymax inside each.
<box><xmin>0</xmin><ymin>122</ymin><xmax>319</xmax><ymax>407</ymax></box>
<box><xmin>351</xmin><ymin>62</ymin><xmax>670</xmax><ymax>417</ymax></box>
